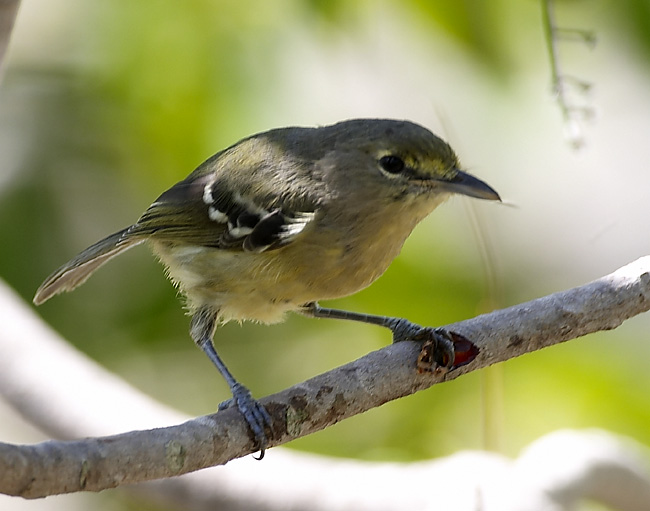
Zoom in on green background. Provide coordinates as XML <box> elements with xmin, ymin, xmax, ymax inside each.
<box><xmin>2</xmin><ymin>0</ymin><xmax>650</xmax><ymax>509</ymax></box>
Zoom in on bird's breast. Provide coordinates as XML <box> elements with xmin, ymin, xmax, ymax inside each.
<box><xmin>150</xmin><ymin>195</ymin><xmax>440</xmax><ymax>324</ymax></box>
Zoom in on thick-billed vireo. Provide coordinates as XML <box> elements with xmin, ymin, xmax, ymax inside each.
<box><xmin>35</xmin><ymin>119</ymin><xmax>500</xmax><ymax>457</ymax></box>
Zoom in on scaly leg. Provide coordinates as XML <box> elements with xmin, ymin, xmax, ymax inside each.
<box><xmin>302</xmin><ymin>302</ymin><xmax>455</xmax><ymax>368</ymax></box>
<box><xmin>190</xmin><ymin>307</ymin><xmax>273</xmax><ymax>459</ymax></box>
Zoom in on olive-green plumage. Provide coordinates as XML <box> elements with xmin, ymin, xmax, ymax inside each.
<box><xmin>35</xmin><ymin>119</ymin><xmax>498</xmax><ymax>315</ymax></box>
<box><xmin>34</xmin><ymin>119</ymin><xmax>500</xmax><ymax>455</ymax></box>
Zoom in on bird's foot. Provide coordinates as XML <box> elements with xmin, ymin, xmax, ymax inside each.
<box><xmin>386</xmin><ymin>318</ymin><xmax>456</xmax><ymax>371</ymax></box>
<box><xmin>219</xmin><ymin>383</ymin><xmax>273</xmax><ymax>459</ymax></box>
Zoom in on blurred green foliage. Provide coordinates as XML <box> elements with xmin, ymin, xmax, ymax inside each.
<box><xmin>2</xmin><ymin>1</ymin><xmax>650</xmax><ymax>480</ymax></box>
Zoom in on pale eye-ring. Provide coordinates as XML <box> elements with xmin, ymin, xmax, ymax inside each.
<box><xmin>378</xmin><ymin>155</ymin><xmax>405</xmax><ymax>174</ymax></box>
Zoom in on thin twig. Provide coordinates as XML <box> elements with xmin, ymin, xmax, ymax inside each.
<box><xmin>541</xmin><ymin>0</ymin><xmax>595</xmax><ymax>148</ymax></box>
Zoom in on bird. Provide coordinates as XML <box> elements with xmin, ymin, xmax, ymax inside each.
<box><xmin>34</xmin><ymin>118</ymin><xmax>501</xmax><ymax>457</ymax></box>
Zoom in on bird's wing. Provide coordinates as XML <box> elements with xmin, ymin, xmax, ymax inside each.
<box><xmin>134</xmin><ymin>171</ymin><xmax>317</xmax><ymax>253</ymax></box>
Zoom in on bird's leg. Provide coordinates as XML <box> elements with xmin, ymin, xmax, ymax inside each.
<box><xmin>190</xmin><ymin>307</ymin><xmax>273</xmax><ymax>459</ymax></box>
<box><xmin>302</xmin><ymin>302</ymin><xmax>455</xmax><ymax>369</ymax></box>
<box><xmin>303</xmin><ymin>302</ymin><xmax>429</xmax><ymax>341</ymax></box>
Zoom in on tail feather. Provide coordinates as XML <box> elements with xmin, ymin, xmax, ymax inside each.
<box><xmin>34</xmin><ymin>227</ymin><xmax>144</xmax><ymax>305</ymax></box>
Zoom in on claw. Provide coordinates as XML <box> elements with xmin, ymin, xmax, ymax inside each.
<box><xmin>229</xmin><ymin>383</ymin><xmax>274</xmax><ymax>459</ymax></box>
<box><xmin>386</xmin><ymin>318</ymin><xmax>458</xmax><ymax>373</ymax></box>
<box><xmin>218</xmin><ymin>397</ymin><xmax>234</xmax><ymax>411</ymax></box>
<box><xmin>415</xmin><ymin>328</ymin><xmax>455</xmax><ymax>373</ymax></box>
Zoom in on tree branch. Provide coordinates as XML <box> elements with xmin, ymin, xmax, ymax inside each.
<box><xmin>1</xmin><ymin>257</ymin><xmax>650</xmax><ymax>498</ymax></box>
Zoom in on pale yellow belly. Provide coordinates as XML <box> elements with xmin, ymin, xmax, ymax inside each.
<box><xmin>150</xmin><ymin>195</ymin><xmax>441</xmax><ymax>324</ymax></box>
<box><xmin>151</xmin><ymin>231</ymin><xmax>401</xmax><ymax>324</ymax></box>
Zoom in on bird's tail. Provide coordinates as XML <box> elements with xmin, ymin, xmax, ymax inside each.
<box><xmin>33</xmin><ymin>227</ymin><xmax>145</xmax><ymax>305</ymax></box>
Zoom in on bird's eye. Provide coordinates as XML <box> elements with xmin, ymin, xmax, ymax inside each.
<box><xmin>379</xmin><ymin>155</ymin><xmax>405</xmax><ymax>174</ymax></box>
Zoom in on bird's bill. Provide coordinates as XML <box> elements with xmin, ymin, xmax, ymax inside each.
<box><xmin>440</xmin><ymin>170</ymin><xmax>501</xmax><ymax>201</ymax></box>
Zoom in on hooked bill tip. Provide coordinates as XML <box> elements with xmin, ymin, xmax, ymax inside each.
<box><xmin>442</xmin><ymin>170</ymin><xmax>501</xmax><ymax>201</ymax></box>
